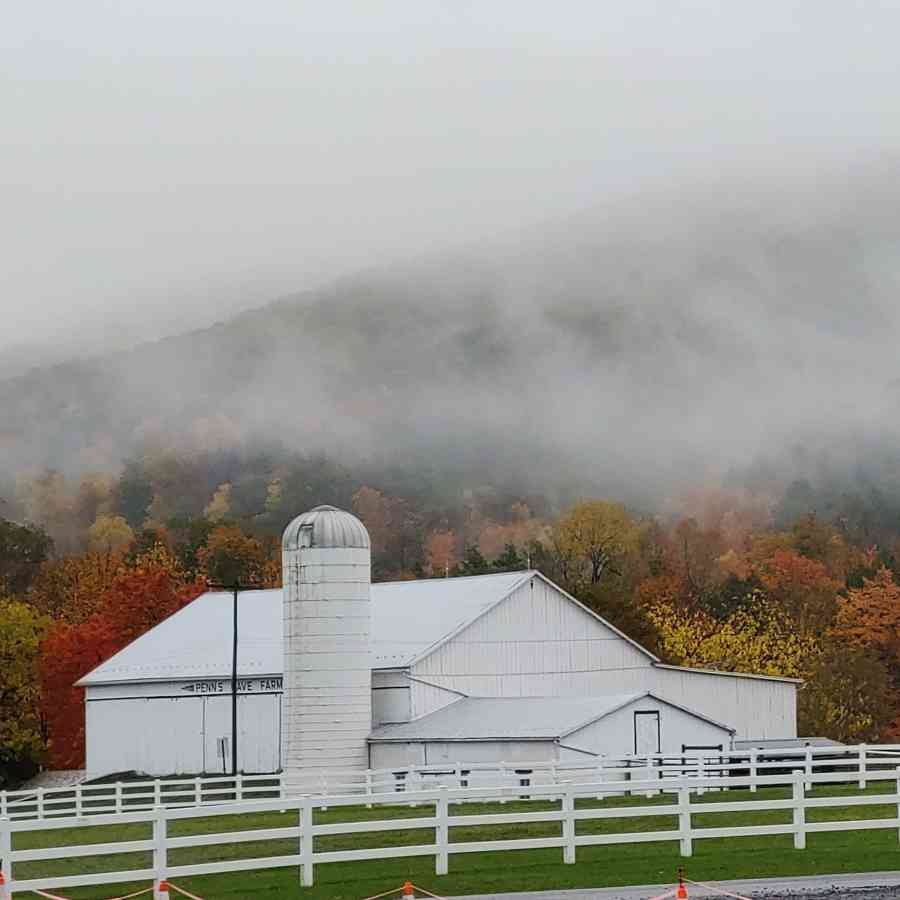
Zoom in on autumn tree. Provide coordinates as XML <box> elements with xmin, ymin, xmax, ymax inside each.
<box><xmin>646</xmin><ymin>593</ymin><xmax>817</xmax><ymax>679</ymax></box>
<box><xmin>40</xmin><ymin>555</ymin><xmax>205</xmax><ymax>768</ymax></box>
<box><xmin>0</xmin><ymin>599</ymin><xmax>50</xmax><ymax>786</ymax></box>
<box><xmin>26</xmin><ymin>551</ymin><xmax>123</xmax><ymax>622</ymax></box>
<box><xmin>553</xmin><ymin>501</ymin><xmax>639</xmax><ymax>591</ymax></box>
<box><xmin>759</xmin><ymin>549</ymin><xmax>841</xmax><ymax>634</ymax></box>
<box><xmin>197</xmin><ymin>525</ymin><xmax>279</xmax><ymax>587</ymax></box>
<box><xmin>798</xmin><ymin>641</ymin><xmax>894</xmax><ymax>742</ymax></box>
<box><xmin>86</xmin><ymin>515</ymin><xmax>135</xmax><ymax>555</ymax></box>
<box><xmin>425</xmin><ymin>530</ymin><xmax>458</xmax><ymax>577</ymax></box>
<box><xmin>834</xmin><ymin>567</ymin><xmax>900</xmax><ymax>664</ymax></box>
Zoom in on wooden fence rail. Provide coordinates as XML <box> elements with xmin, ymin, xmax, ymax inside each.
<box><xmin>3</xmin><ymin>767</ymin><xmax>900</xmax><ymax>898</ymax></box>
<box><xmin>4</xmin><ymin>743</ymin><xmax>900</xmax><ymax>823</ymax></box>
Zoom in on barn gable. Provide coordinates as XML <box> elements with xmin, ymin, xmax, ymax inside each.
<box><xmin>409</xmin><ymin>572</ymin><xmax>656</xmax><ymax>717</ymax></box>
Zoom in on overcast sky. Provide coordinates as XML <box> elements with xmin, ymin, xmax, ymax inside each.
<box><xmin>3</xmin><ymin>1</ymin><xmax>900</xmax><ymax>366</ymax></box>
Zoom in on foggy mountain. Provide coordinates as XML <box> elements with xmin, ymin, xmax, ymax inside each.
<box><xmin>3</xmin><ymin>165</ymin><xmax>900</xmax><ymax>509</ymax></box>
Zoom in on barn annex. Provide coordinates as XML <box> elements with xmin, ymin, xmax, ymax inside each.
<box><xmin>79</xmin><ymin>508</ymin><xmax>798</xmax><ymax>779</ymax></box>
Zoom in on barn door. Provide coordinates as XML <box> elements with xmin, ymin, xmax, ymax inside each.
<box><xmin>634</xmin><ymin>711</ymin><xmax>660</xmax><ymax>755</ymax></box>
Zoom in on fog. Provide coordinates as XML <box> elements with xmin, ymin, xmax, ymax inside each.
<box><xmin>3</xmin><ymin>2</ymin><xmax>900</xmax><ymax>515</ymax></box>
<box><xmin>4</xmin><ymin>1</ymin><xmax>900</xmax><ymax>370</ymax></box>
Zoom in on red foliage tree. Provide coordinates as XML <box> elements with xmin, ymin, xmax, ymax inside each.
<box><xmin>40</xmin><ymin>566</ymin><xmax>204</xmax><ymax>768</ymax></box>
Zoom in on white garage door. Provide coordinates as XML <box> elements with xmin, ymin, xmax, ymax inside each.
<box><xmin>86</xmin><ymin>697</ymin><xmax>205</xmax><ymax>776</ymax></box>
<box><xmin>203</xmin><ymin>694</ymin><xmax>281</xmax><ymax>774</ymax></box>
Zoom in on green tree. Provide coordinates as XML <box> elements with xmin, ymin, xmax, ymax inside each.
<box><xmin>0</xmin><ymin>517</ymin><xmax>53</xmax><ymax>596</ymax></box>
<box><xmin>455</xmin><ymin>545</ymin><xmax>492</xmax><ymax>577</ymax></box>
<box><xmin>492</xmin><ymin>543</ymin><xmax>525</xmax><ymax>572</ymax></box>
<box><xmin>116</xmin><ymin>460</ymin><xmax>154</xmax><ymax>528</ymax></box>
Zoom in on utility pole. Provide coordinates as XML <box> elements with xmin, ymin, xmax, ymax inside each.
<box><xmin>207</xmin><ymin>580</ymin><xmax>268</xmax><ymax>776</ymax></box>
<box><xmin>231</xmin><ymin>583</ymin><xmax>239</xmax><ymax>778</ymax></box>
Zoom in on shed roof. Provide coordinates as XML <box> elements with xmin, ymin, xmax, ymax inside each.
<box><xmin>78</xmin><ymin>570</ymin><xmax>531</xmax><ymax>686</ymax></box>
<box><xmin>368</xmin><ymin>692</ymin><xmax>734</xmax><ymax>742</ymax></box>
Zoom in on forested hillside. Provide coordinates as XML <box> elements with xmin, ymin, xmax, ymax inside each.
<box><xmin>3</xmin><ymin>167</ymin><xmax>900</xmax><ymax>507</ymax></box>
<box><xmin>4</xmin><ymin>167</ymin><xmax>900</xmax><ymax>784</ymax></box>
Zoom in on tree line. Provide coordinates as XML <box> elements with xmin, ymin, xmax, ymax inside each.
<box><xmin>3</xmin><ymin>452</ymin><xmax>900</xmax><ymax>787</ymax></box>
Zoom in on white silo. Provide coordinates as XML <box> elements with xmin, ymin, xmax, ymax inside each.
<box><xmin>281</xmin><ymin>505</ymin><xmax>372</xmax><ymax>794</ymax></box>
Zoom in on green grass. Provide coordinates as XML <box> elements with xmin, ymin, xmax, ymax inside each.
<box><xmin>8</xmin><ymin>782</ymin><xmax>900</xmax><ymax>899</ymax></box>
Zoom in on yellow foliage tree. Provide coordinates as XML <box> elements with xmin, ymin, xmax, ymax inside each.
<box><xmin>645</xmin><ymin>592</ymin><xmax>816</xmax><ymax>678</ymax></box>
<box><xmin>553</xmin><ymin>501</ymin><xmax>639</xmax><ymax>590</ymax></box>
<box><xmin>86</xmin><ymin>515</ymin><xmax>135</xmax><ymax>555</ymax></box>
<box><xmin>0</xmin><ymin>598</ymin><xmax>50</xmax><ymax>785</ymax></box>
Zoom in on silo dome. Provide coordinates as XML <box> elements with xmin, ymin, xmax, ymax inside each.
<box><xmin>282</xmin><ymin>504</ymin><xmax>370</xmax><ymax>551</ymax></box>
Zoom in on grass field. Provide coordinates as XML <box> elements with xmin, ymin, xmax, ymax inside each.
<box><xmin>9</xmin><ymin>782</ymin><xmax>900</xmax><ymax>899</ymax></box>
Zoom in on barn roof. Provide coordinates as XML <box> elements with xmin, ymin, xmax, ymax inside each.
<box><xmin>367</xmin><ymin>692</ymin><xmax>735</xmax><ymax>742</ymax></box>
<box><xmin>78</xmin><ymin>570</ymin><xmax>532</xmax><ymax>686</ymax></box>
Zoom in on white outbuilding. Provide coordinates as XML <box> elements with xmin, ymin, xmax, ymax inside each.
<box><xmin>78</xmin><ymin>506</ymin><xmax>799</xmax><ymax>778</ymax></box>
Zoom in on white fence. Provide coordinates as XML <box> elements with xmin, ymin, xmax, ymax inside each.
<box><xmin>4</xmin><ymin>743</ymin><xmax>900</xmax><ymax>823</ymax></box>
<box><xmin>3</xmin><ymin>766</ymin><xmax>900</xmax><ymax>899</ymax></box>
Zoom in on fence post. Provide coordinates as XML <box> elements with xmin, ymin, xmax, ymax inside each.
<box><xmin>792</xmin><ymin>770</ymin><xmax>806</xmax><ymax>850</ymax></box>
<box><xmin>75</xmin><ymin>784</ymin><xmax>83</xmax><ymax>819</ymax></box>
<box><xmin>236</xmin><ymin>772</ymin><xmax>243</xmax><ymax>802</ymax></box>
<box><xmin>193</xmin><ymin>777</ymin><xmax>201</xmax><ymax>807</ymax></box>
<box><xmin>749</xmin><ymin>749</ymin><xmax>757</xmax><ymax>793</ymax></box>
<box><xmin>365</xmin><ymin>770</ymin><xmax>373</xmax><ymax>809</ymax></box>
<box><xmin>152</xmin><ymin>804</ymin><xmax>168</xmax><ymax>900</ymax></box>
<box><xmin>455</xmin><ymin>762</ymin><xmax>462</xmax><ymax>791</ymax></box>
<box><xmin>896</xmin><ymin>766</ymin><xmax>900</xmax><ymax>845</ymax></box>
<box><xmin>562</xmin><ymin>782</ymin><xmax>576</xmax><ymax>864</ymax></box>
<box><xmin>644</xmin><ymin>757</ymin><xmax>655</xmax><ymax>798</ymax></box>
<box><xmin>115</xmin><ymin>781</ymin><xmax>123</xmax><ymax>814</ymax></box>
<box><xmin>678</xmin><ymin>781</ymin><xmax>692</xmax><ymax>857</ymax></box>
<box><xmin>300</xmin><ymin>797</ymin><xmax>314</xmax><ymax>887</ymax></box>
<box><xmin>805</xmin><ymin>745</ymin><xmax>813</xmax><ymax>791</ymax></box>
<box><xmin>697</xmin><ymin>755</ymin><xmax>705</xmax><ymax>796</ymax></box>
<box><xmin>0</xmin><ymin>815</ymin><xmax>11</xmax><ymax>900</ymax></box>
<box><xmin>595</xmin><ymin>757</ymin><xmax>605</xmax><ymax>801</ymax></box>
<box><xmin>859</xmin><ymin>743</ymin><xmax>868</xmax><ymax>790</ymax></box>
<box><xmin>36</xmin><ymin>787</ymin><xmax>44</xmax><ymax>819</ymax></box>
<box><xmin>435</xmin><ymin>787</ymin><xmax>449</xmax><ymax>875</ymax></box>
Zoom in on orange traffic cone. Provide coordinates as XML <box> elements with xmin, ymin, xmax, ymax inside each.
<box><xmin>676</xmin><ymin>868</ymin><xmax>688</xmax><ymax>899</ymax></box>
<box><xmin>401</xmin><ymin>880</ymin><xmax>415</xmax><ymax>899</ymax></box>
<box><xmin>157</xmin><ymin>879</ymin><xmax>171</xmax><ymax>900</ymax></box>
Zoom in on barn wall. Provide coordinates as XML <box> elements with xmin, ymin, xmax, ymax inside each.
<box><xmin>372</xmin><ymin>670</ymin><xmax>411</xmax><ymax>725</ymax></box>
<box><xmin>369</xmin><ymin>740</ymin><xmax>557</xmax><ymax>770</ymax></box>
<box><xmin>409</xmin><ymin>575</ymin><xmax>796</xmax><ymax>740</ymax></box>
<box><xmin>646</xmin><ymin>668</ymin><xmax>797</xmax><ymax>740</ymax></box>
<box><xmin>410</xmin><ymin>575</ymin><xmax>654</xmax><ymax>716</ymax></box>
<box><xmin>84</xmin><ymin>683</ymin><xmax>281</xmax><ymax>776</ymax></box>
<box><xmin>563</xmin><ymin>698</ymin><xmax>732</xmax><ymax>758</ymax></box>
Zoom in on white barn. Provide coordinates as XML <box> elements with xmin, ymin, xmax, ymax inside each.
<box><xmin>78</xmin><ymin>507</ymin><xmax>798</xmax><ymax>779</ymax></box>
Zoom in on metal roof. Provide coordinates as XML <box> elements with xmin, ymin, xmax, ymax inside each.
<box><xmin>368</xmin><ymin>695</ymin><xmax>645</xmax><ymax>741</ymax></box>
<box><xmin>367</xmin><ymin>691</ymin><xmax>734</xmax><ymax>742</ymax></box>
<box><xmin>282</xmin><ymin>505</ymin><xmax>370</xmax><ymax>550</ymax></box>
<box><xmin>652</xmin><ymin>662</ymin><xmax>803</xmax><ymax>685</ymax></box>
<box><xmin>78</xmin><ymin>570</ymin><xmax>531</xmax><ymax>686</ymax></box>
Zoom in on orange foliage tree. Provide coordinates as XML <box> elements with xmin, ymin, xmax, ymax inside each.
<box><xmin>39</xmin><ymin>553</ymin><xmax>204</xmax><ymax>768</ymax></box>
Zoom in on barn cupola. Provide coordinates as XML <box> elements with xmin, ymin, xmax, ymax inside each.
<box><xmin>281</xmin><ymin>505</ymin><xmax>372</xmax><ymax>793</ymax></box>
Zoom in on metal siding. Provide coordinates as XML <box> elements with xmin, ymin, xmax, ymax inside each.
<box><xmin>566</xmin><ymin>697</ymin><xmax>732</xmax><ymax>757</ymax></box>
<box><xmin>411</xmin><ymin>576</ymin><xmax>654</xmax><ymax>716</ymax></box>
<box><xmin>282</xmin><ymin>535</ymin><xmax>371</xmax><ymax>791</ymax></box>
<box><xmin>645</xmin><ymin>667</ymin><xmax>796</xmax><ymax>740</ymax></box>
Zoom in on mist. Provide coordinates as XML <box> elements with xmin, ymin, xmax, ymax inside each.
<box><xmin>4</xmin><ymin>2</ymin><xmax>900</xmax><ymax>517</ymax></box>
<box><xmin>5</xmin><ymin>2</ymin><xmax>900</xmax><ymax>365</ymax></box>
